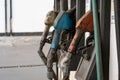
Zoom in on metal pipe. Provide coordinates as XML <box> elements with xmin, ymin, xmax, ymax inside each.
<box><xmin>76</xmin><ymin>0</ymin><xmax>85</xmax><ymax>22</ymax></box>
<box><xmin>68</xmin><ymin>0</ymin><xmax>76</xmax><ymax>9</ymax></box>
<box><xmin>10</xmin><ymin>0</ymin><xmax>12</xmax><ymax>35</ymax></box>
<box><xmin>60</xmin><ymin>0</ymin><xmax>68</xmax><ymax>11</ymax></box>
<box><xmin>5</xmin><ymin>0</ymin><xmax>8</xmax><ymax>35</ymax></box>
<box><xmin>92</xmin><ymin>0</ymin><xmax>103</xmax><ymax>80</ymax></box>
<box><xmin>76</xmin><ymin>0</ymin><xmax>85</xmax><ymax>60</ymax></box>
<box><xmin>100</xmin><ymin>0</ymin><xmax>111</xmax><ymax>79</ymax></box>
<box><xmin>54</xmin><ymin>0</ymin><xmax>60</xmax><ymax>12</ymax></box>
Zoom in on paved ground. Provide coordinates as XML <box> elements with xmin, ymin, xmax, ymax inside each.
<box><xmin>0</xmin><ymin>36</ymin><xmax>49</xmax><ymax>80</ymax></box>
<box><xmin>0</xmin><ymin>36</ymin><xmax>78</xmax><ymax>80</ymax></box>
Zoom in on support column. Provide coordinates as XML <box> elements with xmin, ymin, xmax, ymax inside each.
<box><xmin>114</xmin><ymin>0</ymin><xmax>120</xmax><ymax>79</ymax></box>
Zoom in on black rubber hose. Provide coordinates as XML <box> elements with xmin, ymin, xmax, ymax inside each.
<box><xmin>38</xmin><ymin>47</ymin><xmax>57</xmax><ymax>80</ymax></box>
<box><xmin>37</xmin><ymin>25</ymin><xmax>57</xmax><ymax>80</ymax></box>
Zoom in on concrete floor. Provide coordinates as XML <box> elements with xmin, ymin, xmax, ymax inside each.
<box><xmin>0</xmin><ymin>36</ymin><xmax>77</xmax><ymax>80</ymax></box>
<box><xmin>0</xmin><ymin>36</ymin><xmax>49</xmax><ymax>80</ymax></box>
